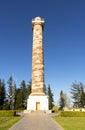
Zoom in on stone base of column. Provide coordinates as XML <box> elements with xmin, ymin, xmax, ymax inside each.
<box><xmin>27</xmin><ymin>95</ymin><xmax>48</xmax><ymax>111</ymax></box>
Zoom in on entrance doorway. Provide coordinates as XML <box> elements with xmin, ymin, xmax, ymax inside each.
<box><xmin>36</xmin><ymin>102</ymin><xmax>40</xmax><ymax>110</ymax></box>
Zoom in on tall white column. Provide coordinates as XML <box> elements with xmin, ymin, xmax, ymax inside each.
<box><xmin>27</xmin><ymin>17</ymin><xmax>48</xmax><ymax>111</ymax></box>
<box><xmin>31</xmin><ymin>17</ymin><xmax>45</xmax><ymax>95</ymax></box>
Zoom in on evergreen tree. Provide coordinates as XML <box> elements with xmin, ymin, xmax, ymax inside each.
<box><xmin>81</xmin><ymin>92</ymin><xmax>85</xmax><ymax>107</ymax></box>
<box><xmin>7</xmin><ymin>76</ymin><xmax>16</xmax><ymax>110</ymax></box>
<box><xmin>0</xmin><ymin>79</ymin><xmax>6</xmax><ymax>109</ymax></box>
<box><xmin>19</xmin><ymin>80</ymin><xmax>27</xmax><ymax>109</ymax></box>
<box><xmin>14</xmin><ymin>88</ymin><xmax>23</xmax><ymax>110</ymax></box>
<box><xmin>79</xmin><ymin>83</ymin><xmax>85</xmax><ymax>108</ymax></box>
<box><xmin>15</xmin><ymin>80</ymin><xmax>31</xmax><ymax>110</ymax></box>
<box><xmin>3</xmin><ymin>100</ymin><xmax>9</xmax><ymax>110</ymax></box>
<box><xmin>27</xmin><ymin>80</ymin><xmax>31</xmax><ymax>96</ymax></box>
<box><xmin>47</xmin><ymin>85</ymin><xmax>54</xmax><ymax>110</ymax></box>
<box><xmin>44</xmin><ymin>84</ymin><xmax>47</xmax><ymax>94</ymax></box>
<box><xmin>70</xmin><ymin>82</ymin><xmax>85</xmax><ymax>108</ymax></box>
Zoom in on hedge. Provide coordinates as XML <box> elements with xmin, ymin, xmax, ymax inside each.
<box><xmin>0</xmin><ymin>110</ymin><xmax>16</xmax><ymax>117</ymax></box>
<box><xmin>59</xmin><ymin>111</ymin><xmax>85</xmax><ymax>117</ymax></box>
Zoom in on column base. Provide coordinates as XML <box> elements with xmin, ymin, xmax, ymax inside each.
<box><xmin>27</xmin><ymin>95</ymin><xmax>48</xmax><ymax>111</ymax></box>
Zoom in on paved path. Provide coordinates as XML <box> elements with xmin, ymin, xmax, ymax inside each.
<box><xmin>9</xmin><ymin>112</ymin><xmax>63</xmax><ymax>130</ymax></box>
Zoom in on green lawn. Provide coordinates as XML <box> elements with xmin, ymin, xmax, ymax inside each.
<box><xmin>0</xmin><ymin>117</ymin><xmax>22</xmax><ymax>130</ymax></box>
<box><xmin>53</xmin><ymin>117</ymin><xmax>85</xmax><ymax>130</ymax></box>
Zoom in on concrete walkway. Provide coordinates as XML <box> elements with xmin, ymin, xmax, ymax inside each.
<box><xmin>9</xmin><ymin>112</ymin><xmax>63</xmax><ymax>130</ymax></box>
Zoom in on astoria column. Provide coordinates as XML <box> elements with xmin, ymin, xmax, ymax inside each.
<box><xmin>31</xmin><ymin>17</ymin><xmax>45</xmax><ymax>95</ymax></box>
<box><xmin>27</xmin><ymin>17</ymin><xmax>48</xmax><ymax>111</ymax></box>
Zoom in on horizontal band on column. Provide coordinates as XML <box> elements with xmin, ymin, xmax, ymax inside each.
<box><xmin>32</xmin><ymin>86</ymin><xmax>43</xmax><ymax>89</ymax></box>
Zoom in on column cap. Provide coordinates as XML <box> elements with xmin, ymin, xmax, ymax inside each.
<box><xmin>32</xmin><ymin>17</ymin><xmax>44</xmax><ymax>30</ymax></box>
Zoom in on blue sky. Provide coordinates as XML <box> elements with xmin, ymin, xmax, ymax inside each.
<box><xmin>0</xmin><ymin>0</ymin><xmax>85</xmax><ymax>103</ymax></box>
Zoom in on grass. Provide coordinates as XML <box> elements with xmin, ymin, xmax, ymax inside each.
<box><xmin>53</xmin><ymin>117</ymin><xmax>85</xmax><ymax>130</ymax></box>
<box><xmin>0</xmin><ymin>116</ymin><xmax>22</xmax><ymax>130</ymax></box>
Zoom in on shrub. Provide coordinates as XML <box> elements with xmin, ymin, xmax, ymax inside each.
<box><xmin>59</xmin><ymin>111</ymin><xmax>85</xmax><ymax>117</ymax></box>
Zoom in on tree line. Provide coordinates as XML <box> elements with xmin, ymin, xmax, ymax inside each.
<box><xmin>0</xmin><ymin>76</ymin><xmax>31</xmax><ymax>110</ymax></box>
<box><xmin>2</xmin><ymin>76</ymin><xmax>84</xmax><ymax>110</ymax></box>
<box><xmin>59</xmin><ymin>81</ymin><xmax>85</xmax><ymax>110</ymax></box>
<box><xmin>0</xmin><ymin>76</ymin><xmax>54</xmax><ymax>110</ymax></box>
